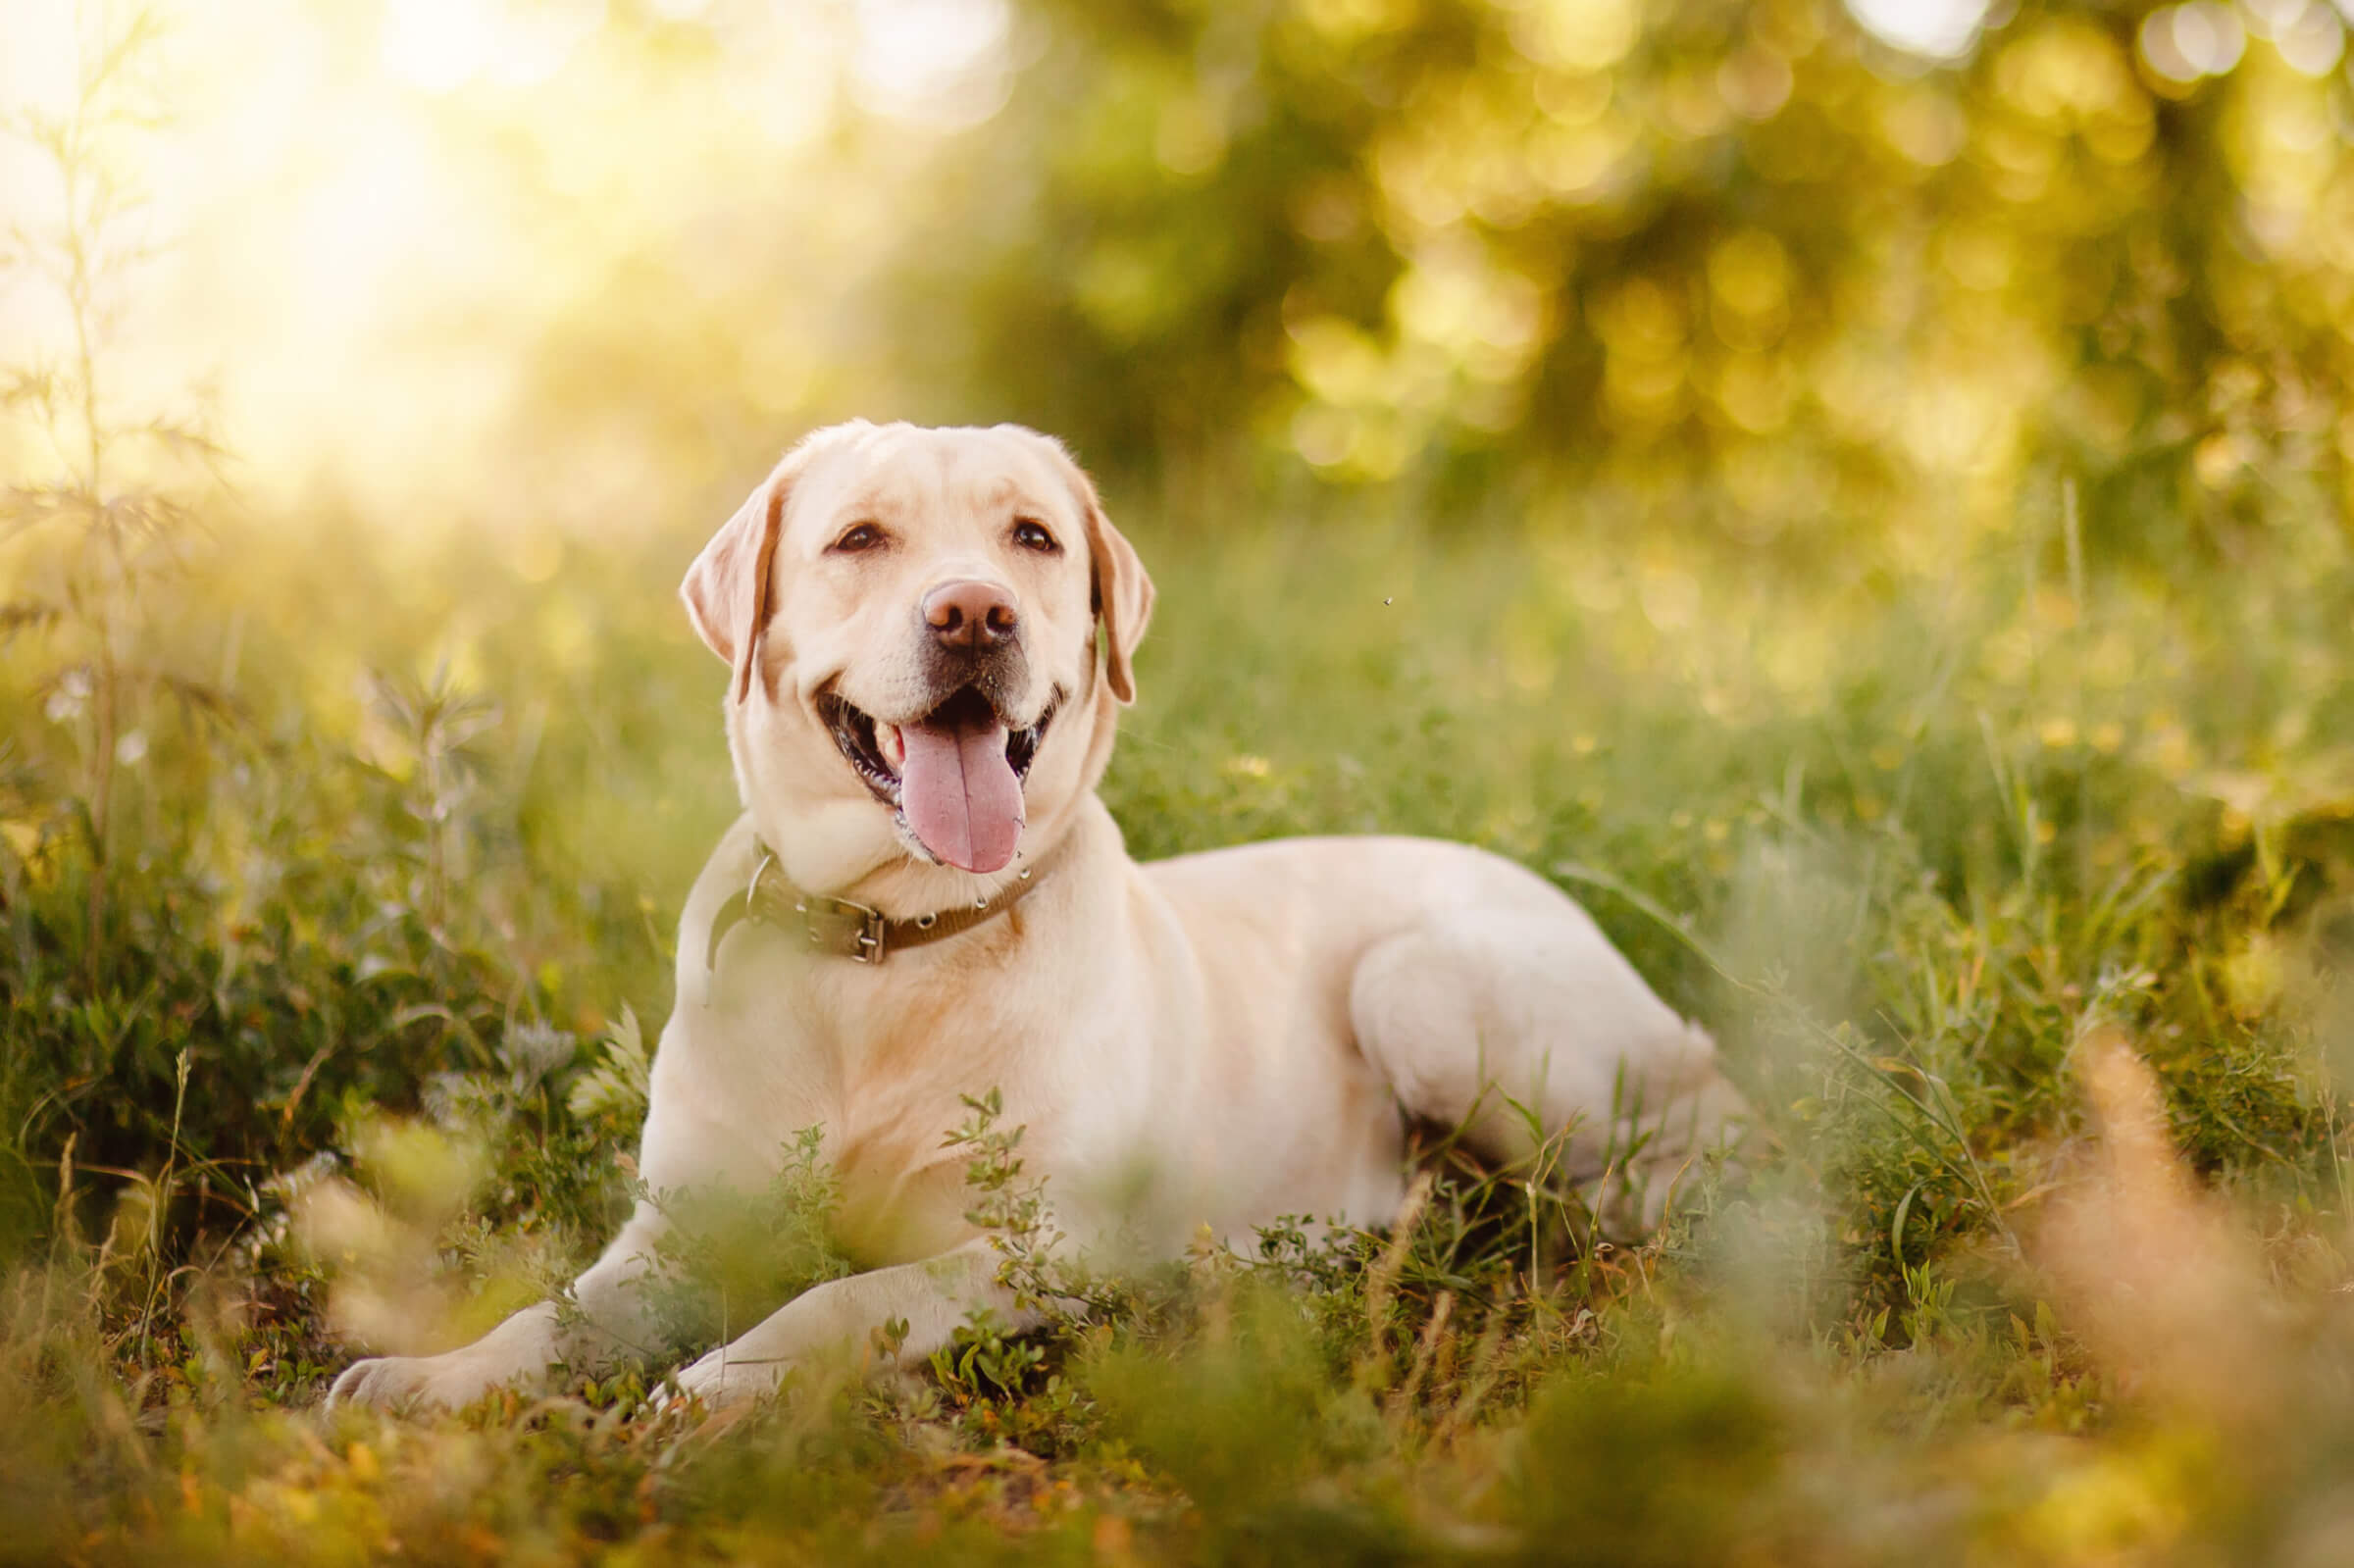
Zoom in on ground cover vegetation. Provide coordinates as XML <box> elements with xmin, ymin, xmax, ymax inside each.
<box><xmin>5</xmin><ymin>0</ymin><xmax>2354</xmax><ymax>1562</ymax></box>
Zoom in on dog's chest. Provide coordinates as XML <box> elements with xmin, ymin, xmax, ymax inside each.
<box><xmin>743</xmin><ymin>960</ymin><xmax>1052</xmax><ymax>1262</ymax></box>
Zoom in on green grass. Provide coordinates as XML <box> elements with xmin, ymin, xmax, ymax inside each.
<box><xmin>3</xmin><ymin>487</ymin><xmax>2352</xmax><ymax>1565</ymax></box>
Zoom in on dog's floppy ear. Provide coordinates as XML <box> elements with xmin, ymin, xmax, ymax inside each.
<box><xmin>1060</xmin><ymin>452</ymin><xmax>1154</xmax><ymax>705</ymax></box>
<box><xmin>682</xmin><ymin>431</ymin><xmax>844</xmax><ymax>704</ymax></box>
<box><xmin>681</xmin><ymin>480</ymin><xmax>785</xmax><ymax>703</ymax></box>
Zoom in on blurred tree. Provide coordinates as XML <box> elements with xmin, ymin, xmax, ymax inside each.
<box><xmin>866</xmin><ymin>0</ymin><xmax>2354</xmax><ymax>555</ymax></box>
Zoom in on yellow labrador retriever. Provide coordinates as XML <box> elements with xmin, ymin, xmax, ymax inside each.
<box><xmin>331</xmin><ymin>421</ymin><xmax>1745</xmax><ymax>1411</ymax></box>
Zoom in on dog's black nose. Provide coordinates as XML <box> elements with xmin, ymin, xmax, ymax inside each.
<box><xmin>922</xmin><ymin>580</ymin><xmax>1019</xmax><ymax>650</ymax></box>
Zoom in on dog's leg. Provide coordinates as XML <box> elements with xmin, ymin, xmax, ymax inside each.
<box><xmin>666</xmin><ymin>1238</ymin><xmax>1025</xmax><ymax>1409</ymax></box>
<box><xmin>1349</xmin><ymin>908</ymin><xmax>1748</xmax><ymax>1232</ymax></box>
<box><xmin>327</xmin><ymin>1199</ymin><xmax>677</xmax><ymax>1411</ymax></box>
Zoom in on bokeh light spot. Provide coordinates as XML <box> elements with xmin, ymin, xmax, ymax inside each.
<box><xmin>1845</xmin><ymin>0</ymin><xmax>1992</xmax><ymax>62</ymax></box>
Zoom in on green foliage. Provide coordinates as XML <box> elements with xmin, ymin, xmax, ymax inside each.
<box><xmin>630</xmin><ymin>1128</ymin><xmax>858</xmax><ymax>1355</ymax></box>
<box><xmin>945</xmin><ymin>1087</ymin><xmax>1074</xmax><ymax>1312</ymax></box>
<box><xmin>567</xmin><ymin>1004</ymin><xmax>651</xmax><ymax>1130</ymax></box>
<box><xmin>1510</xmin><ymin>1367</ymin><xmax>1785</xmax><ymax>1563</ymax></box>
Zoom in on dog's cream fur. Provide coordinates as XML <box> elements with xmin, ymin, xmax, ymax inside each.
<box><xmin>330</xmin><ymin>421</ymin><xmax>1745</xmax><ymax>1412</ymax></box>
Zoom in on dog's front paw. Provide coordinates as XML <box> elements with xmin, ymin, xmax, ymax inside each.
<box><xmin>664</xmin><ymin>1345</ymin><xmax>788</xmax><ymax>1412</ymax></box>
<box><xmin>328</xmin><ymin>1352</ymin><xmax>511</xmax><ymax>1412</ymax></box>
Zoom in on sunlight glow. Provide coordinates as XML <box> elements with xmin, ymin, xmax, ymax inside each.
<box><xmin>380</xmin><ymin>0</ymin><xmax>603</xmax><ymax>94</ymax></box>
<box><xmin>381</xmin><ymin>0</ymin><xmax>495</xmax><ymax>93</ymax></box>
<box><xmin>0</xmin><ymin>0</ymin><xmax>907</xmax><ymax>525</ymax></box>
<box><xmin>848</xmin><ymin>0</ymin><xmax>1012</xmax><ymax>127</ymax></box>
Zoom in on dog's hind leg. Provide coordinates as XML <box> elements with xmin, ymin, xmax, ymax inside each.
<box><xmin>1348</xmin><ymin>907</ymin><xmax>1748</xmax><ymax>1233</ymax></box>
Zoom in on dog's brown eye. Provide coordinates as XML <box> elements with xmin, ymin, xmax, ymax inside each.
<box><xmin>1012</xmin><ymin>519</ymin><xmax>1058</xmax><ymax>554</ymax></box>
<box><xmin>831</xmin><ymin>523</ymin><xmax>886</xmax><ymax>554</ymax></box>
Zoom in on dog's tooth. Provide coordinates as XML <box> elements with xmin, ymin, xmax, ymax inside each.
<box><xmin>881</xmin><ymin>724</ymin><xmax>905</xmax><ymax>768</ymax></box>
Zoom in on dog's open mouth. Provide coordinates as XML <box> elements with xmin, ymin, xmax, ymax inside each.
<box><xmin>818</xmin><ymin>686</ymin><xmax>1054</xmax><ymax>875</ymax></box>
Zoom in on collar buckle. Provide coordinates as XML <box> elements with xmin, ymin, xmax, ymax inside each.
<box><xmin>845</xmin><ymin>902</ymin><xmax>887</xmax><ymax>963</ymax></box>
<box><xmin>748</xmin><ymin>850</ymin><xmax>887</xmax><ymax>962</ymax></box>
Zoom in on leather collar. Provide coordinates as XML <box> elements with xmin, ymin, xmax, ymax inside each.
<box><xmin>703</xmin><ymin>839</ymin><xmax>1053</xmax><ymax>982</ymax></box>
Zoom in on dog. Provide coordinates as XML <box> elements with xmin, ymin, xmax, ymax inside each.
<box><xmin>330</xmin><ymin>420</ymin><xmax>1746</xmax><ymax>1411</ymax></box>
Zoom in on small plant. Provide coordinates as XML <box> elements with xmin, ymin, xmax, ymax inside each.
<box><xmin>2</xmin><ymin>3</ymin><xmax>228</xmax><ymax>951</ymax></box>
<box><xmin>943</xmin><ymin>1087</ymin><xmax>1066</xmax><ymax>1313</ymax></box>
<box><xmin>567</xmin><ymin>1004</ymin><xmax>652</xmax><ymax>1131</ymax></box>
<box><xmin>622</xmin><ymin>1127</ymin><xmax>857</xmax><ymax>1356</ymax></box>
<box><xmin>360</xmin><ymin>665</ymin><xmax>504</xmax><ymax>941</ymax></box>
<box><xmin>926</xmin><ymin>1090</ymin><xmax>1141</xmax><ymax>1450</ymax></box>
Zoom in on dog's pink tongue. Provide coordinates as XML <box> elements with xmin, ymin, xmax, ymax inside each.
<box><xmin>897</xmin><ymin>710</ymin><xmax>1023</xmax><ymax>874</ymax></box>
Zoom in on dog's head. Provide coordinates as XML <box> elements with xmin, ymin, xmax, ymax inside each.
<box><xmin>681</xmin><ymin>421</ymin><xmax>1152</xmax><ymax>904</ymax></box>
